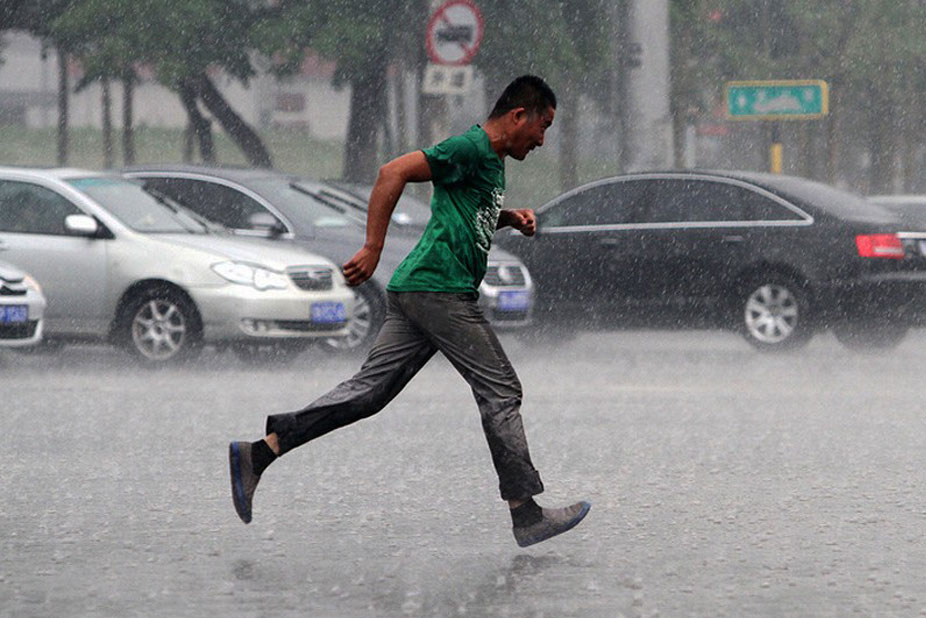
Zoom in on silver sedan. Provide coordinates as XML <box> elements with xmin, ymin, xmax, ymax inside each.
<box><xmin>0</xmin><ymin>259</ymin><xmax>45</xmax><ymax>348</ymax></box>
<box><xmin>0</xmin><ymin>167</ymin><xmax>355</xmax><ymax>364</ymax></box>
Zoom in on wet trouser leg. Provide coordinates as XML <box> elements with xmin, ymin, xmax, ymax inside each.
<box><xmin>394</xmin><ymin>292</ymin><xmax>544</xmax><ymax>501</ymax></box>
<box><xmin>266</xmin><ymin>291</ymin><xmax>543</xmax><ymax>501</ymax></box>
<box><xmin>266</xmin><ymin>293</ymin><xmax>437</xmax><ymax>454</ymax></box>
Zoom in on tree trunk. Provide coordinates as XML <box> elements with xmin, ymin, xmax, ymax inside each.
<box><xmin>670</xmin><ymin>3</ymin><xmax>693</xmax><ymax>169</ymax></box>
<box><xmin>122</xmin><ymin>71</ymin><xmax>136</xmax><ymax>165</ymax></box>
<box><xmin>559</xmin><ymin>86</ymin><xmax>579</xmax><ymax>191</ymax></box>
<box><xmin>825</xmin><ymin>82</ymin><xmax>840</xmax><ymax>184</ymax></box>
<box><xmin>799</xmin><ymin>118</ymin><xmax>814</xmax><ymax>179</ymax></box>
<box><xmin>671</xmin><ymin>106</ymin><xmax>686</xmax><ymax>169</ymax></box>
<box><xmin>179</xmin><ymin>79</ymin><xmax>215</xmax><ymax>163</ymax></box>
<box><xmin>390</xmin><ymin>67</ymin><xmax>407</xmax><ymax>158</ymax></box>
<box><xmin>194</xmin><ymin>73</ymin><xmax>272</xmax><ymax>168</ymax></box>
<box><xmin>101</xmin><ymin>78</ymin><xmax>114</xmax><ymax>168</ymax></box>
<box><xmin>56</xmin><ymin>47</ymin><xmax>69</xmax><ymax>165</ymax></box>
<box><xmin>343</xmin><ymin>57</ymin><xmax>388</xmax><ymax>183</ymax></box>
<box><xmin>868</xmin><ymin>88</ymin><xmax>895</xmax><ymax>194</ymax></box>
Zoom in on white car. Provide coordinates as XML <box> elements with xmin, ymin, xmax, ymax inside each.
<box><xmin>0</xmin><ymin>167</ymin><xmax>354</xmax><ymax>363</ymax></box>
<box><xmin>0</xmin><ymin>258</ymin><xmax>45</xmax><ymax>348</ymax></box>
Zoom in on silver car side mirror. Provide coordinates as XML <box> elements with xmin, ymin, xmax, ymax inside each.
<box><xmin>248</xmin><ymin>212</ymin><xmax>286</xmax><ymax>236</ymax></box>
<box><xmin>65</xmin><ymin>214</ymin><xmax>99</xmax><ymax>236</ymax></box>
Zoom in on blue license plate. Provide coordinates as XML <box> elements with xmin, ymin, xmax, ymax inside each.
<box><xmin>0</xmin><ymin>305</ymin><xmax>28</xmax><ymax>323</ymax></box>
<box><xmin>497</xmin><ymin>291</ymin><xmax>530</xmax><ymax>312</ymax></box>
<box><xmin>311</xmin><ymin>302</ymin><xmax>346</xmax><ymax>324</ymax></box>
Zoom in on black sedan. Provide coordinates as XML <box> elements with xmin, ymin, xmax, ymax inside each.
<box><xmin>496</xmin><ymin>171</ymin><xmax>926</xmax><ymax>351</ymax></box>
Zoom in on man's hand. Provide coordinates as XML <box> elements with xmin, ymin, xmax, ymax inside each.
<box><xmin>502</xmin><ymin>208</ymin><xmax>536</xmax><ymax>237</ymax></box>
<box><xmin>342</xmin><ymin>245</ymin><xmax>381</xmax><ymax>287</ymax></box>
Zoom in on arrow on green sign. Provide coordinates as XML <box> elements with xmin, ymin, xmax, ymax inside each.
<box><xmin>726</xmin><ymin>80</ymin><xmax>829</xmax><ymax>120</ymax></box>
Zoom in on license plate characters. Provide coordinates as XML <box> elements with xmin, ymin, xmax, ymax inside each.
<box><xmin>0</xmin><ymin>305</ymin><xmax>28</xmax><ymax>323</ymax></box>
<box><xmin>311</xmin><ymin>301</ymin><xmax>346</xmax><ymax>324</ymax></box>
<box><xmin>497</xmin><ymin>291</ymin><xmax>530</xmax><ymax>312</ymax></box>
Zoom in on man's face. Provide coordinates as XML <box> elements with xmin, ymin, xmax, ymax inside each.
<box><xmin>508</xmin><ymin>106</ymin><xmax>555</xmax><ymax>160</ymax></box>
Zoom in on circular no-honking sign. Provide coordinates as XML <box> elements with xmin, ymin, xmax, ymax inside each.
<box><xmin>426</xmin><ymin>0</ymin><xmax>484</xmax><ymax>66</ymax></box>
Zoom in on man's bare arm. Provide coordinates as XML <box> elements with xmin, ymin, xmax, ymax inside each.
<box><xmin>342</xmin><ymin>151</ymin><xmax>432</xmax><ymax>286</ymax></box>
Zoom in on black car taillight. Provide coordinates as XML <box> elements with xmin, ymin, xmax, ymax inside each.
<box><xmin>856</xmin><ymin>233</ymin><xmax>904</xmax><ymax>259</ymax></box>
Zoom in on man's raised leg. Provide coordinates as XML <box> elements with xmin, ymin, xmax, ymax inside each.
<box><xmin>229</xmin><ymin>294</ymin><xmax>437</xmax><ymax>523</ymax></box>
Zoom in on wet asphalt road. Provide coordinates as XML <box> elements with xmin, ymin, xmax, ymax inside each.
<box><xmin>3</xmin><ymin>329</ymin><xmax>926</xmax><ymax>617</ymax></box>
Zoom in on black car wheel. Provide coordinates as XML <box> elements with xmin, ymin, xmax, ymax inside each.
<box><xmin>739</xmin><ymin>275</ymin><xmax>813</xmax><ymax>351</ymax></box>
<box><xmin>323</xmin><ymin>285</ymin><xmax>385</xmax><ymax>353</ymax></box>
<box><xmin>833</xmin><ymin>322</ymin><xmax>908</xmax><ymax>351</ymax></box>
<box><xmin>118</xmin><ymin>286</ymin><xmax>202</xmax><ymax>363</ymax></box>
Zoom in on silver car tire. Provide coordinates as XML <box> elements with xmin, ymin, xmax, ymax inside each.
<box><xmin>323</xmin><ymin>285</ymin><xmax>384</xmax><ymax>353</ymax></box>
<box><xmin>120</xmin><ymin>289</ymin><xmax>202</xmax><ymax>363</ymax></box>
<box><xmin>740</xmin><ymin>276</ymin><xmax>813</xmax><ymax>351</ymax></box>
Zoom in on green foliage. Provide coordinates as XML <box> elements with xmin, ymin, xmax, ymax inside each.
<box><xmin>300</xmin><ymin>0</ymin><xmax>392</xmax><ymax>86</ymax></box>
<box><xmin>476</xmin><ymin>0</ymin><xmax>610</xmax><ymax>95</ymax></box>
<box><xmin>679</xmin><ymin>0</ymin><xmax>926</xmax><ymax>97</ymax></box>
<box><xmin>0</xmin><ymin>0</ymin><xmax>75</xmax><ymax>38</ymax></box>
<box><xmin>52</xmin><ymin>0</ymin><xmax>258</xmax><ymax>88</ymax></box>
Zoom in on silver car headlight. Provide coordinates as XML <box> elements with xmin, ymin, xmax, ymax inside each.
<box><xmin>22</xmin><ymin>274</ymin><xmax>42</xmax><ymax>294</ymax></box>
<box><xmin>212</xmin><ymin>262</ymin><xmax>289</xmax><ymax>291</ymax></box>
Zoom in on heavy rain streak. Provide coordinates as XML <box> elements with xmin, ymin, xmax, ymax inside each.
<box><xmin>3</xmin><ymin>1</ymin><xmax>926</xmax><ymax>616</ymax></box>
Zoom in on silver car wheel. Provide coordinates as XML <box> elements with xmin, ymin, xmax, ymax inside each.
<box><xmin>131</xmin><ymin>299</ymin><xmax>188</xmax><ymax>361</ymax></box>
<box><xmin>325</xmin><ymin>289</ymin><xmax>373</xmax><ymax>351</ymax></box>
<box><xmin>744</xmin><ymin>284</ymin><xmax>799</xmax><ymax>344</ymax></box>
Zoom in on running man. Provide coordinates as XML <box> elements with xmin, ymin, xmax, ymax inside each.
<box><xmin>229</xmin><ymin>75</ymin><xmax>590</xmax><ymax>547</ymax></box>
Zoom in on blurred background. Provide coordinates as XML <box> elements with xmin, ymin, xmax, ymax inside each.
<box><xmin>2</xmin><ymin>0</ymin><xmax>925</xmax><ymax>208</ymax></box>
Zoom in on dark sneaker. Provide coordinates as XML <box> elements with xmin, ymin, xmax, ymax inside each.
<box><xmin>513</xmin><ymin>501</ymin><xmax>591</xmax><ymax>547</ymax></box>
<box><xmin>229</xmin><ymin>441</ymin><xmax>261</xmax><ymax>524</ymax></box>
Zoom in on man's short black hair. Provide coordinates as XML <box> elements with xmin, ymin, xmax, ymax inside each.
<box><xmin>488</xmin><ymin>75</ymin><xmax>557</xmax><ymax>119</ymax></box>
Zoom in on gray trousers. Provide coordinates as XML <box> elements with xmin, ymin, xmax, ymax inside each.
<box><xmin>266</xmin><ymin>291</ymin><xmax>544</xmax><ymax>501</ymax></box>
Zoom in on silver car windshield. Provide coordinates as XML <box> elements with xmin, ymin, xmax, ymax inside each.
<box><xmin>68</xmin><ymin>177</ymin><xmax>206</xmax><ymax>233</ymax></box>
<box><xmin>247</xmin><ymin>179</ymin><xmax>352</xmax><ymax>228</ymax></box>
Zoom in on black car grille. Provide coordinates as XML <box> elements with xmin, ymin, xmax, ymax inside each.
<box><xmin>289</xmin><ymin>268</ymin><xmax>333</xmax><ymax>291</ymax></box>
<box><xmin>491</xmin><ymin>309</ymin><xmax>530</xmax><ymax>322</ymax></box>
<box><xmin>484</xmin><ymin>264</ymin><xmax>527</xmax><ymax>287</ymax></box>
<box><xmin>0</xmin><ymin>320</ymin><xmax>37</xmax><ymax>339</ymax></box>
<box><xmin>0</xmin><ymin>284</ymin><xmax>27</xmax><ymax>296</ymax></box>
<box><xmin>274</xmin><ymin>319</ymin><xmax>347</xmax><ymax>332</ymax></box>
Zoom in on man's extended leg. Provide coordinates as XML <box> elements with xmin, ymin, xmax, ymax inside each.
<box><xmin>229</xmin><ymin>293</ymin><xmax>437</xmax><ymax>523</ymax></box>
<box><xmin>396</xmin><ymin>292</ymin><xmax>541</xmax><ymax>498</ymax></box>
<box><xmin>393</xmin><ymin>291</ymin><xmax>590</xmax><ymax>546</ymax></box>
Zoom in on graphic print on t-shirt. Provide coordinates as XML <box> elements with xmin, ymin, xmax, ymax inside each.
<box><xmin>475</xmin><ymin>186</ymin><xmax>504</xmax><ymax>254</ymax></box>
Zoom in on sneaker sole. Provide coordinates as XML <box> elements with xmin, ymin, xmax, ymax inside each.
<box><xmin>228</xmin><ymin>442</ymin><xmax>251</xmax><ymax>524</ymax></box>
<box><xmin>517</xmin><ymin>501</ymin><xmax>591</xmax><ymax>548</ymax></box>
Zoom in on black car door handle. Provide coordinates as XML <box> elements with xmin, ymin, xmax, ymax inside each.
<box><xmin>721</xmin><ymin>235</ymin><xmax>745</xmax><ymax>243</ymax></box>
<box><xmin>0</xmin><ymin>239</ymin><xmax>8</xmax><ymax>251</ymax></box>
<box><xmin>598</xmin><ymin>238</ymin><xmax>622</xmax><ymax>246</ymax></box>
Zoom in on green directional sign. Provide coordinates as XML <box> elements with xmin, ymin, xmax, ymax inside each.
<box><xmin>726</xmin><ymin>80</ymin><xmax>829</xmax><ymax>120</ymax></box>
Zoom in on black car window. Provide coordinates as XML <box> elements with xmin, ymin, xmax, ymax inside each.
<box><xmin>142</xmin><ymin>178</ymin><xmax>274</xmax><ymax>230</ymax></box>
<box><xmin>251</xmin><ymin>179</ymin><xmax>352</xmax><ymax>227</ymax></box>
<box><xmin>0</xmin><ymin>179</ymin><xmax>81</xmax><ymax>235</ymax></box>
<box><xmin>740</xmin><ymin>188</ymin><xmax>806</xmax><ymax>221</ymax></box>
<box><xmin>646</xmin><ymin>179</ymin><xmax>804</xmax><ymax>223</ymax></box>
<box><xmin>69</xmin><ymin>177</ymin><xmax>197</xmax><ymax>233</ymax></box>
<box><xmin>542</xmin><ymin>181</ymin><xmax>647</xmax><ymax>227</ymax></box>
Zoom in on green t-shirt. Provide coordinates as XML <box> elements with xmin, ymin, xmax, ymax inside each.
<box><xmin>387</xmin><ymin>125</ymin><xmax>505</xmax><ymax>295</ymax></box>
